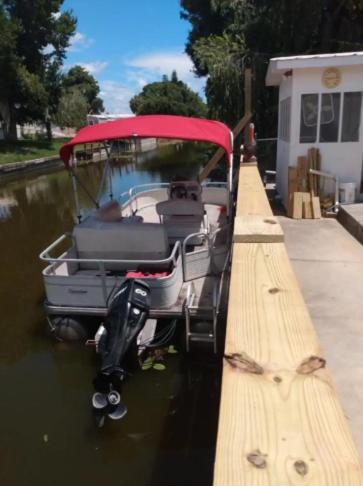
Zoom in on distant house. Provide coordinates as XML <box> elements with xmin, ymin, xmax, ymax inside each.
<box><xmin>266</xmin><ymin>51</ymin><xmax>363</xmax><ymax>205</ymax></box>
<box><xmin>87</xmin><ymin>113</ymin><xmax>157</xmax><ymax>153</ymax></box>
<box><xmin>86</xmin><ymin>113</ymin><xmax>135</xmax><ymax>125</ymax></box>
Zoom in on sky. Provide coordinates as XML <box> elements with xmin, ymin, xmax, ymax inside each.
<box><xmin>62</xmin><ymin>0</ymin><xmax>205</xmax><ymax>114</ymax></box>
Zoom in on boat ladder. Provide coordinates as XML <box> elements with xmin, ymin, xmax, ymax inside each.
<box><xmin>184</xmin><ymin>280</ymin><xmax>219</xmax><ymax>353</ymax></box>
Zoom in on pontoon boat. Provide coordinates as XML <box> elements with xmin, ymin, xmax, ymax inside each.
<box><xmin>39</xmin><ymin>115</ymin><xmax>234</xmax><ymax>353</ymax></box>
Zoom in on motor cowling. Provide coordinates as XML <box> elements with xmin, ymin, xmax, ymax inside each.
<box><xmin>92</xmin><ymin>279</ymin><xmax>151</xmax><ymax>424</ymax></box>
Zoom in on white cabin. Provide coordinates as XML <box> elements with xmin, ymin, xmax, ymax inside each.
<box><xmin>266</xmin><ymin>51</ymin><xmax>363</xmax><ymax>206</ymax></box>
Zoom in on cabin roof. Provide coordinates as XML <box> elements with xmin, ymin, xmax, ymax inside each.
<box><xmin>266</xmin><ymin>51</ymin><xmax>363</xmax><ymax>86</ymax></box>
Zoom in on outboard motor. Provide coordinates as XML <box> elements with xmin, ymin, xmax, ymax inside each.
<box><xmin>92</xmin><ymin>279</ymin><xmax>151</xmax><ymax>426</ymax></box>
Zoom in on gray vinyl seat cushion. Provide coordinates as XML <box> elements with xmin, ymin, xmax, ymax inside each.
<box><xmin>156</xmin><ymin>199</ymin><xmax>207</xmax><ymax>244</ymax></box>
<box><xmin>73</xmin><ymin>218</ymin><xmax>170</xmax><ymax>271</ymax></box>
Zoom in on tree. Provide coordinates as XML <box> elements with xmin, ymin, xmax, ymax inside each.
<box><xmin>0</xmin><ymin>0</ymin><xmax>76</xmax><ymax>140</ymax></box>
<box><xmin>55</xmin><ymin>86</ymin><xmax>88</xmax><ymax>130</ymax></box>
<box><xmin>62</xmin><ymin>66</ymin><xmax>104</xmax><ymax>114</ymax></box>
<box><xmin>181</xmin><ymin>0</ymin><xmax>363</xmax><ymax>135</ymax></box>
<box><xmin>129</xmin><ymin>73</ymin><xmax>207</xmax><ymax>118</ymax></box>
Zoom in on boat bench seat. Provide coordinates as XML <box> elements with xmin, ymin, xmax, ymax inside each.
<box><xmin>73</xmin><ymin>220</ymin><xmax>170</xmax><ymax>271</ymax></box>
<box><xmin>156</xmin><ymin>199</ymin><xmax>207</xmax><ymax>244</ymax></box>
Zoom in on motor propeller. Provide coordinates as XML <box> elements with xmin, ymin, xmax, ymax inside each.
<box><xmin>91</xmin><ymin>279</ymin><xmax>151</xmax><ymax>426</ymax></box>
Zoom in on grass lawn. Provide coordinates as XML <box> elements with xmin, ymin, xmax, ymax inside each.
<box><xmin>0</xmin><ymin>138</ymin><xmax>70</xmax><ymax>165</ymax></box>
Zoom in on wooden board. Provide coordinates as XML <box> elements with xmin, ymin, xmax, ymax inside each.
<box><xmin>307</xmin><ymin>148</ymin><xmax>321</xmax><ymax>197</ymax></box>
<box><xmin>213</xmin><ymin>243</ymin><xmax>363</xmax><ymax>485</ymax></box>
<box><xmin>233</xmin><ymin>215</ymin><xmax>284</xmax><ymax>243</ymax></box>
<box><xmin>288</xmin><ymin>167</ymin><xmax>298</xmax><ymax>217</ymax></box>
<box><xmin>302</xmin><ymin>193</ymin><xmax>312</xmax><ymax>219</ymax></box>
<box><xmin>292</xmin><ymin>192</ymin><xmax>303</xmax><ymax>219</ymax></box>
<box><xmin>297</xmin><ymin>156</ymin><xmax>307</xmax><ymax>191</ymax></box>
<box><xmin>197</xmin><ymin>112</ymin><xmax>252</xmax><ymax>183</ymax></box>
<box><xmin>235</xmin><ymin>164</ymin><xmax>273</xmax><ymax>217</ymax></box>
<box><xmin>312</xmin><ymin>196</ymin><xmax>322</xmax><ymax>219</ymax></box>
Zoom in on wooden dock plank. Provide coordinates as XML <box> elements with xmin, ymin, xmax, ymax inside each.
<box><xmin>233</xmin><ymin>215</ymin><xmax>284</xmax><ymax>243</ymax></box>
<box><xmin>236</xmin><ymin>165</ymin><xmax>273</xmax><ymax>217</ymax></box>
<box><xmin>214</xmin><ymin>243</ymin><xmax>363</xmax><ymax>485</ymax></box>
<box><xmin>213</xmin><ymin>163</ymin><xmax>363</xmax><ymax>485</ymax></box>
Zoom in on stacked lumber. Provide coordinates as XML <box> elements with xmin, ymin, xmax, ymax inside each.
<box><xmin>213</xmin><ymin>163</ymin><xmax>363</xmax><ymax>485</ymax></box>
<box><xmin>288</xmin><ymin>148</ymin><xmax>322</xmax><ymax>219</ymax></box>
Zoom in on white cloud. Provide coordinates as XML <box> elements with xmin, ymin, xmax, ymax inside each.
<box><xmin>100</xmin><ymin>81</ymin><xmax>134</xmax><ymax>114</ymax></box>
<box><xmin>78</xmin><ymin>61</ymin><xmax>109</xmax><ymax>75</ymax></box>
<box><xmin>128</xmin><ymin>52</ymin><xmax>194</xmax><ymax>78</ymax></box>
<box><xmin>125</xmin><ymin>50</ymin><xmax>206</xmax><ymax>96</ymax></box>
<box><xmin>68</xmin><ymin>32</ymin><xmax>94</xmax><ymax>52</ymax></box>
<box><xmin>43</xmin><ymin>44</ymin><xmax>54</xmax><ymax>55</ymax></box>
<box><xmin>52</xmin><ymin>11</ymin><xmax>61</xmax><ymax>20</ymax></box>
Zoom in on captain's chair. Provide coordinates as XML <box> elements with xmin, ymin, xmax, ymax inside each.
<box><xmin>156</xmin><ymin>181</ymin><xmax>208</xmax><ymax>245</ymax></box>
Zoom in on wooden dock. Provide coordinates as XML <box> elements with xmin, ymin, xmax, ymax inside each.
<box><xmin>213</xmin><ymin>162</ymin><xmax>363</xmax><ymax>485</ymax></box>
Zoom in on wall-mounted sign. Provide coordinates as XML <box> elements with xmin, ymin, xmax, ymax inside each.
<box><xmin>322</xmin><ymin>68</ymin><xmax>341</xmax><ymax>88</ymax></box>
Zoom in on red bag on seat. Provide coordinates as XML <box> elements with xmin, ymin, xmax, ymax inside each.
<box><xmin>126</xmin><ymin>271</ymin><xmax>169</xmax><ymax>279</ymax></box>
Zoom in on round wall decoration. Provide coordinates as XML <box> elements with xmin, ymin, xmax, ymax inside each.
<box><xmin>322</xmin><ymin>67</ymin><xmax>341</xmax><ymax>88</ymax></box>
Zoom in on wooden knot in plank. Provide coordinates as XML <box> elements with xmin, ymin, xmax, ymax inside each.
<box><xmin>294</xmin><ymin>460</ymin><xmax>309</xmax><ymax>476</ymax></box>
<box><xmin>263</xmin><ymin>218</ymin><xmax>277</xmax><ymax>225</ymax></box>
<box><xmin>224</xmin><ymin>352</ymin><xmax>264</xmax><ymax>375</ymax></box>
<box><xmin>247</xmin><ymin>450</ymin><xmax>267</xmax><ymax>469</ymax></box>
<box><xmin>269</xmin><ymin>287</ymin><xmax>280</xmax><ymax>294</ymax></box>
<box><xmin>296</xmin><ymin>355</ymin><xmax>326</xmax><ymax>374</ymax></box>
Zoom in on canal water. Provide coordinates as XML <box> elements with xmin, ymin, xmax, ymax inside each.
<box><xmin>0</xmin><ymin>143</ymin><xmax>223</xmax><ymax>486</ymax></box>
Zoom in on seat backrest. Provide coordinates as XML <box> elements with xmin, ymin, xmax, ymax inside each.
<box><xmin>73</xmin><ymin>220</ymin><xmax>170</xmax><ymax>271</ymax></box>
<box><xmin>156</xmin><ymin>199</ymin><xmax>204</xmax><ymax>217</ymax></box>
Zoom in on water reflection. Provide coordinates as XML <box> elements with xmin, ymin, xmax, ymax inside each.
<box><xmin>0</xmin><ymin>142</ymin><xmax>222</xmax><ymax>486</ymax></box>
<box><xmin>0</xmin><ymin>192</ymin><xmax>18</xmax><ymax>220</ymax></box>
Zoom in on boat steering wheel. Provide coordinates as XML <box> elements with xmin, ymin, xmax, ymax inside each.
<box><xmin>170</xmin><ymin>184</ymin><xmax>188</xmax><ymax>199</ymax></box>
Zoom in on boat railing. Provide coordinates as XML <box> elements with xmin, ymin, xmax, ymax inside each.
<box><xmin>40</xmin><ymin>233</ymin><xmax>181</xmax><ymax>274</ymax></box>
<box><xmin>119</xmin><ymin>181</ymin><xmax>228</xmax><ymax>215</ymax></box>
<box><xmin>181</xmin><ymin>224</ymin><xmax>230</xmax><ymax>280</ymax></box>
<box><xmin>120</xmin><ymin>181</ymin><xmax>228</xmax><ymax>201</ymax></box>
<box><xmin>40</xmin><ymin>234</ymin><xmax>181</xmax><ymax>307</ymax></box>
<box><xmin>120</xmin><ymin>182</ymin><xmax>169</xmax><ymax>214</ymax></box>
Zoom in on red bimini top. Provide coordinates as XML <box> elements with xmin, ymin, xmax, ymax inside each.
<box><xmin>60</xmin><ymin>115</ymin><xmax>232</xmax><ymax>167</ymax></box>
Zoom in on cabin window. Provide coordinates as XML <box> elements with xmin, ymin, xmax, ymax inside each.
<box><xmin>300</xmin><ymin>94</ymin><xmax>318</xmax><ymax>143</ymax></box>
<box><xmin>279</xmin><ymin>97</ymin><xmax>291</xmax><ymax>141</ymax></box>
<box><xmin>319</xmin><ymin>93</ymin><xmax>341</xmax><ymax>143</ymax></box>
<box><xmin>341</xmin><ymin>92</ymin><xmax>362</xmax><ymax>142</ymax></box>
<box><xmin>300</xmin><ymin>91</ymin><xmax>362</xmax><ymax>143</ymax></box>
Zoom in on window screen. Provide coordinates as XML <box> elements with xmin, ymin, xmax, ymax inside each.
<box><xmin>300</xmin><ymin>94</ymin><xmax>318</xmax><ymax>143</ymax></box>
<box><xmin>319</xmin><ymin>93</ymin><xmax>340</xmax><ymax>142</ymax></box>
<box><xmin>341</xmin><ymin>92</ymin><xmax>362</xmax><ymax>142</ymax></box>
<box><xmin>279</xmin><ymin>97</ymin><xmax>291</xmax><ymax>141</ymax></box>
